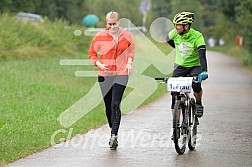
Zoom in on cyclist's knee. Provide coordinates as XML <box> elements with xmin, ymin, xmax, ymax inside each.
<box><xmin>192</xmin><ymin>82</ymin><xmax>202</xmax><ymax>93</ymax></box>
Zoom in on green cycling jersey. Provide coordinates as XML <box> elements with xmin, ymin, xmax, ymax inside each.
<box><xmin>168</xmin><ymin>28</ymin><xmax>205</xmax><ymax>67</ymax></box>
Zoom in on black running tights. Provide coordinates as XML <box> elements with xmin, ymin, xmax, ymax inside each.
<box><xmin>98</xmin><ymin>75</ymin><xmax>128</xmax><ymax>136</ymax></box>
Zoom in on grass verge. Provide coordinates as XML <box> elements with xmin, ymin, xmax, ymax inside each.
<box><xmin>0</xmin><ymin>45</ymin><xmax>171</xmax><ymax>166</ymax></box>
<box><xmin>210</xmin><ymin>45</ymin><xmax>252</xmax><ymax>71</ymax></box>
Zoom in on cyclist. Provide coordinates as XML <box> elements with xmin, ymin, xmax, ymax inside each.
<box><xmin>166</xmin><ymin>12</ymin><xmax>208</xmax><ymax>125</ymax></box>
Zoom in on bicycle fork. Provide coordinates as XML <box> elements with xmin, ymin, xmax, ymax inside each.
<box><xmin>180</xmin><ymin>98</ymin><xmax>190</xmax><ymax>139</ymax></box>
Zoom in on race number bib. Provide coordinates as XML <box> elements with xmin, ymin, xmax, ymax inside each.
<box><xmin>167</xmin><ymin>77</ymin><xmax>193</xmax><ymax>92</ymax></box>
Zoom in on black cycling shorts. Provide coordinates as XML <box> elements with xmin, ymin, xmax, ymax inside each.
<box><xmin>171</xmin><ymin>65</ymin><xmax>202</xmax><ymax>109</ymax></box>
<box><xmin>172</xmin><ymin>64</ymin><xmax>202</xmax><ymax>77</ymax></box>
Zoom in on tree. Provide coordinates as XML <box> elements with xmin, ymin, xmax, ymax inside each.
<box><xmin>0</xmin><ymin>0</ymin><xmax>14</xmax><ymax>13</ymax></box>
<box><xmin>215</xmin><ymin>0</ymin><xmax>241</xmax><ymax>21</ymax></box>
<box><xmin>151</xmin><ymin>0</ymin><xmax>172</xmax><ymax>19</ymax></box>
<box><xmin>82</xmin><ymin>0</ymin><xmax>142</xmax><ymax>27</ymax></box>
<box><xmin>235</xmin><ymin>0</ymin><xmax>252</xmax><ymax>52</ymax></box>
<box><xmin>0</xmin><ymin>0</ymin><xmax>85</xmax><ymax>24</ymax></box>
<box><xmin>36</xmin><ymin>0</ymin><xmax>84</xmax><ymax>24</ymax></box>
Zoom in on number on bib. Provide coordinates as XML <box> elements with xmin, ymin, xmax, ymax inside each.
<box><xmin>167</xmin><ymin>77</ymin><xmax>193</xmax><ymax>92</ymax></box>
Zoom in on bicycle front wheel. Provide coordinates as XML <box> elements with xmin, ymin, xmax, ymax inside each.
<box><xmin>173</xmin><ymin>100</ymin><xmax>186</xmax><ymax>155</ymax></box>
<box><xmin>188</xmin><ymin>98</ymin><xmax>197</xmax><ymax>150</ymax></box>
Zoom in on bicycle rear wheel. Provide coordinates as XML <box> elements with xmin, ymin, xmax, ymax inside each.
<box><xmin>188</xmin><ymin>98</ymin><xmax>197</xmax><ymax>150</ymax></box>
<box><xmin>173</xmin><ymin>100</ymin><xmax>187</xmax><ymax>155</ymax></box>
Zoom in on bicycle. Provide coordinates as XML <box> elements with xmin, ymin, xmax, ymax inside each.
<box><xmin>155</xmin><ymin>76</ymin><xmax>199</xmax><ymax>155</ymax></box>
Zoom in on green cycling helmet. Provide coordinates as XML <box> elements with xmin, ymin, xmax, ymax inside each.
<box><xmin>173</xmin><ymin>12</ymin><xmax>194</xmax><ymax>25</ymax></box>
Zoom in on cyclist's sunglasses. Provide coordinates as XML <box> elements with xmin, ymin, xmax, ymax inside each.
<box><xmin>107</xmin><ymin>22</ymin><xmax>117</xmax><ymax>26</ymax></box>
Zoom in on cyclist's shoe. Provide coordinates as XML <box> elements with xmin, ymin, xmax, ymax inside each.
<box><xmin>109</xmin><ymin>135</ymin><xmax>118</xmax><ymax>150</ymax></box>
<box><xmin>195</xmin><ymin>103</ymin><xmax>204</xmax><ymax>118</ymax></box>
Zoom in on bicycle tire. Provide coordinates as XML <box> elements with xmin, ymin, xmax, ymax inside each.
<box><xmin>173</xmin><ymin>100</ymin><xmax>186</xmax><ymax>155</ymax></box>
<box><xmin>188</xmin><ymin>98</ymin><xmax>197</xmax><ymax>150</ymax></box>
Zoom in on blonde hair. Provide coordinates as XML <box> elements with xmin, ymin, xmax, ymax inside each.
<box><xmin>106</xmin><ymin>10</ymin><xmax>120</xmax><ymax>20</ymax></box>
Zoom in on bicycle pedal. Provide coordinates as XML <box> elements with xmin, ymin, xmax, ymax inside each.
<box><xmin>195</xmin><ymin>118</ymin><xmax>199</xmax><ymax>125</ymax></box>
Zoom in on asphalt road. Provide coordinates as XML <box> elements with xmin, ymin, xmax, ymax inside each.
<box><xmin>6</xmin><ymin>51</ymin><xmax>252</xmax><ymax>167</ymax></box>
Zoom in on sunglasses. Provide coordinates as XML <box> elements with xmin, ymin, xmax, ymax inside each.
<box><xmin>107</xmin><ymin>22</ymin><xmax>117</xmax><ymax>26</ymax></box>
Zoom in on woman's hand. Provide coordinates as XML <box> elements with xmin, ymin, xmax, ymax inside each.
<box><xmin>125</xmin><ymin>63</ymin><xmax>133</xmax><ymax>76</ymax></box>
<box><xmin>96</xmin><ymin>61</ymin><xmax>109</xmax><ymax>71</ymax></box>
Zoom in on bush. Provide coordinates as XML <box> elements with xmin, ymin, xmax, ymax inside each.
<box><xmin>0</xmin><ymin>13</ymin><xmax>91</xmax><ymax>58</ymax></box>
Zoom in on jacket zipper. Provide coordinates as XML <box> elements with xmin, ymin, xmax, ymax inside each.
<box><xmin>114</xmin><ymin>46</ymin><xmax>117</xmax><ymax>74</ymax></box>
<box><xmin>114</xmin><ymin>35</ymin><xmax>119</xmax><ymax>75</ymax></box>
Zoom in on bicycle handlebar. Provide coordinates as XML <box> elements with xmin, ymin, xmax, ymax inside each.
<box><xmin>154</xmin><ymin>77</ymin><xmax>168</xmax><ymax>82</ymax></box>
<box><xmin>155</xmin><ymin>76</ymin><xmax>198</xmax><ymax>83</ymax></box>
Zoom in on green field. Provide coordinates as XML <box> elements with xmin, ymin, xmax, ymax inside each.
<box><xmin>0</xmin><ymin>53</ymin><xmax>170</xmax><ymax>165</ymax></box>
